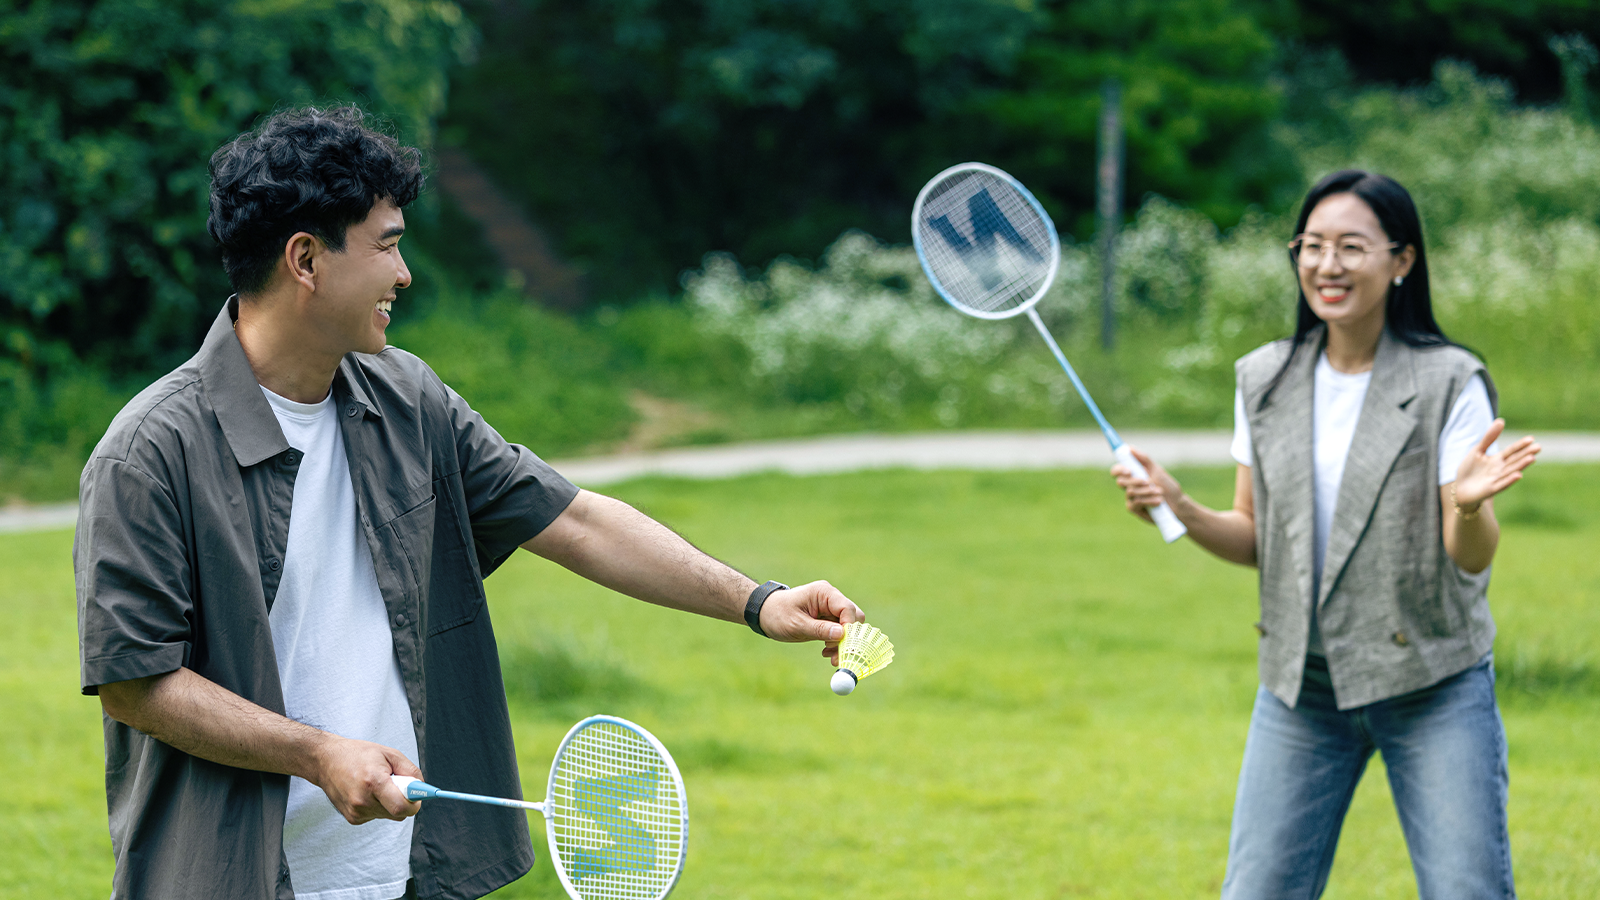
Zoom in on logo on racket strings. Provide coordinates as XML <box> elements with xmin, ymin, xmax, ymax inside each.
<box><xmin>925</xmin><ymin>187</ymin><xmax>1044</xmax><ymax>290</ymax></box>
<box><xmin>567</xmin><ymin>768</ymin><xmax>663</xmax><ymax>881</ymax></box>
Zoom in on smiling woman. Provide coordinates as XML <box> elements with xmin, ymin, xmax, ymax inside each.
<box><xmin>1110</xmin><ymin>169</ymin><xmax>1540</xmax><ymax>899</ymax></box>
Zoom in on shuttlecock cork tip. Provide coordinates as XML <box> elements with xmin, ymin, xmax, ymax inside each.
<box><xmin>830</xmin><ymin>669</ymin><xmax>858</xmax><ymax>695</ymax></box>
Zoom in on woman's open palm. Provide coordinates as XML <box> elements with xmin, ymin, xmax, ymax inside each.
<box><xmin>1453</xmin><ymin>418</ymin><xmax>1540</xmax><ymax>509</ymax></box>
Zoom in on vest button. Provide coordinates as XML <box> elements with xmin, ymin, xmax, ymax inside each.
<box><xmin>1393</xmin><ymin>631</ymin><xmax>1409</xmax><ymax>646</ymax></box>
<box><xmin>395</xmin><ymin>613</ymin><xmax>408</xmax><ymax>627</ymax></box>
<box><xmin>267</xmin><ymin>557</ymin><xmax>281</xmax><ymax>572</ymax></box>
<box><xmin>346</xmin><ymin>405</ymin><xmax>359</xmax><ymax>417</ymax></box>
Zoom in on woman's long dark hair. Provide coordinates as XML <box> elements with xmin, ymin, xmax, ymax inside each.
<box><xmin>1260</xmin><ymin>169</ymin><xmax>1458</xmax><ymax>405</ymax></box>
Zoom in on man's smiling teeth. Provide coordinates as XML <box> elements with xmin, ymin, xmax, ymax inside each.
<box><xmin>377</xmin><ymin>299</ymin><xmax>392</xmax><ymax>312</ymax></box>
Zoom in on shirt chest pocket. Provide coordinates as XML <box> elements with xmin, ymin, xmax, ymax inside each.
<box><xmin>384</xmin><ymin>478</ymin><xmax>485</xmax><ymax>636</ymax></box>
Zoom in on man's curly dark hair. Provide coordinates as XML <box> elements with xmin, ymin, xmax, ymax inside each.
<box><xmin>207</xmin><ymin>106</ymin><xmax>424</xmax><ymax>294</ymax></box>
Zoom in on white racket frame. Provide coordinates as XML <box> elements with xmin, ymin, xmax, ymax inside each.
<box><xmin>395</xmin><ymin>715</ymin><xmax>688</xmax><ymax>900</ymax></box>
<box><xmin>544</xmin><ymin>715</ymin><xmax>689</xmax><ymax>900</ymax></box>
<box><xmin>912</xmin><ymin>161</ymin><xmax>1186</xmax><ymax>543</ymax></box>
<box><xmin>912</xmin><ymin>161</ymin><xmax>1062</xmax><ymax>321</ymax></box>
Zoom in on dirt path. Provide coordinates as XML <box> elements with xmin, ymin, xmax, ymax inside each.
<box><xmin>13</xmin><ymin>429</ymin><xmax>1599</xmax><ymax>535</ymax></box>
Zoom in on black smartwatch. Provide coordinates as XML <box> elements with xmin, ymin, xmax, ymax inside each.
<box><xmin>744</xmin><ymin>580</ymin><xmax>788</xmax><ymax>638</ymax></box>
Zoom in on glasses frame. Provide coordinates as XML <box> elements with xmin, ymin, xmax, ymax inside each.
<box><xmin>1288</xmin><ymin>235</ymin><xmax>1401</xmax><ymax>271</ymax></box>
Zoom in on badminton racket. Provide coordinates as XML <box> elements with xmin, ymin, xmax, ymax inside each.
<box><xmin>911</xmin><ymin>161</ymin><xmax>1186</xmax><ymax>543</ymax></box>
<box><xmin>394</xmin><ymin>715</ymin><xmax>688</xmax><ymax>900</ymax></box>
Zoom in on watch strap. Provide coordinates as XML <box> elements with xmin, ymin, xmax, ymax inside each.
<box><xmin>744</xmin><ymin>580</ymin><xmax>788</xmax><ymax>638</ymax></box>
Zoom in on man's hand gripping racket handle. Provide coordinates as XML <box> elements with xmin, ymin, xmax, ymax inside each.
<box><xmin>1114</xmin><ymin>445</ymin><xmax>1187</xmax><ymax>543</ymax></box>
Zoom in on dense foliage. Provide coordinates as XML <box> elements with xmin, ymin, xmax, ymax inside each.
<box><xmin>618</xmin><ymin>63</ymin><xmax>1600</xmax><ymax>440</ymax></box>
<box><xmin>0</xmin><ymin>0</ymin><xmax>473</xmax><ymax>376</ymax></box>
<box><xmin>1263</xmin><ymin>0</ymin><xmax>1600</xmax><ymax>103</ymax></box>
<box><xmin>446</xmin><ymin>0</ymin><xmax>1298</xmax><ymax>300</ymax></box>
<box><xmin>4</xmin><ymin>1</ymin><xmax>1599</xmax><ymax>501</ymax></box>
<box><xmin>445</xmin><ymin>0</ymin><xmax>1040</xmax><ymax>302</ymax></box>
<box><xmin>446</xmin><ymin>0</ymin><xmax>1600</xmax><ymax>304</ymax></box>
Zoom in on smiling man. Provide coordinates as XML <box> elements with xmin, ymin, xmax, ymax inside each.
<box><xmin>74</xmin><ymin>106</ymin><xmax>862</xmax><ymax>900</ymax></box>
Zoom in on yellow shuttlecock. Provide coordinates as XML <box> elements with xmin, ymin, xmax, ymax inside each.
<box><xmin>830</xmin><ymin>622</ymin><xmax>895</xmax><ymax>695</ymax></box>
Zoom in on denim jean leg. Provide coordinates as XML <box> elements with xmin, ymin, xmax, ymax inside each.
<box><xmin>1370</xmin><ymin>657</ymin><xmax>1516</xmax><ymax>900</ymax></box>
<box><xmin>1222</xmin><ymin>673</ymin><xmax>1373</xmax><ymax>900</ymax></box>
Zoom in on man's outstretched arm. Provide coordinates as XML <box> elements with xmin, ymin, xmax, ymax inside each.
<box><xmin>97</xmin><ymin>667</ymin><xmax>422</xmax><ymax>824</ymax></box>
<box><xmin>521</xmin><ymin>490</ymin><xmax>864</xmax><ymax>661</ymax></box>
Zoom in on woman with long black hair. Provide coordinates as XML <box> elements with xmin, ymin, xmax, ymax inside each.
<box><xmin>1112</xmin><ymin>170</ymin><xmax>1539</xmax><ymax>898</ymax></box>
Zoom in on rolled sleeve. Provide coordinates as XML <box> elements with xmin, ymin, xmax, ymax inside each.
<box><xmin>441</xmin><ymin>382</ymin><xmax>578</xmax><ymax>575</ymax></box>
<box><xmin>76</xmin><ymin>458</ymin><xmax>194</xmax><ymax>694</ymax></box>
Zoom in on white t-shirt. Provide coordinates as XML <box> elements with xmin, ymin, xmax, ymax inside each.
<box><xmin>263</xmin><ymin>386</ymin><xmax>418</xmax><ymax>900</ymax></box>
<box><xmin>1229</xmin><ymin>352</ymin><xmax>1496</xmax><ymax>654</ymax></box>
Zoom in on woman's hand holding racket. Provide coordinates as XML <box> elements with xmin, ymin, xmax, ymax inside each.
<box><xmin>757</xmin><ymin>581</ymin><xmax>865</xmax><ymax>665</ymax></box>
<box><xmin>1452</xmin><ymin>418</ymin><xmax>1540</xmax><ymax>510</ymax></box>
<box><xmin>1110</xmin><ymin>446</ymin><xmax>1186</xmax><ymax>527</ymax></box>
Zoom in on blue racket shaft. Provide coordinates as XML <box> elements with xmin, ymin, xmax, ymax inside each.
<box><xmin>1026</xmin><ymin>308</ymin><xmax>1119</xmax><ymax>446</ymax></box>
<box><xmin>392</xmin><ymin>775</ymin><xmax>545</xmax><ymax>813</ymax></box>
<box><xmin>1026</xmin><ymin>308</ymin><xmax>1187</xmax><ymax>543</ymax></box>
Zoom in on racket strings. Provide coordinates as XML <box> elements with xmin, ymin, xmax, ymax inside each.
<box><xmin>916</xmin><ymin>169</ymin><xmax>1056</xmax><ymax>316</ymax></box>
<box><xmin>549</xmin><ymin>722</ymin><xmax>686</xmax><ymax>900</ymax></box>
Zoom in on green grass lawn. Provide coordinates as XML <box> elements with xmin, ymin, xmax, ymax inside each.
<box><xmin>4</xmin><ymin>466</ymin><xmax>1597</xmax><ymax>898</ymax></box>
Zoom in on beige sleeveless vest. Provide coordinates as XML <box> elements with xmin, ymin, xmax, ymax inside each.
<box><xmin>1237</xmin><ymin>325</ymin><xmax>1497</xmax><ymax>709</ymax></box>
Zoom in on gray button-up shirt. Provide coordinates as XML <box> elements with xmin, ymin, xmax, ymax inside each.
<box><xmin>76</xmin><ymin>299</ymin><xmax>578</xmax><ymax>900</ymax></box>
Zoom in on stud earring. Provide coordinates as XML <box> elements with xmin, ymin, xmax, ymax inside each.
<box><xmin>1393</xmin><ymin>276</ymin><xmax>1404</xmax><ymax>286</ymax></box>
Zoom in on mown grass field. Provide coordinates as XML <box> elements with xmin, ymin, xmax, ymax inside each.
<box><xmin>4</xmin><ymin>465</ymin><xmax>1597</xmax><ymax>898</ymax></box>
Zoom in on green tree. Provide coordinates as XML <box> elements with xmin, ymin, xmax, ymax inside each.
<box><xmin>447</xmin><ymin>0</ymin><xmax>1304</xmax><ymax>302</ymax></box>
<box><xmin>971</xmin><ymin>0</ymin><xmax>1292</xmax><ymax>233</ymax></box>
<box><xmin>0</xmin><ymin>0</ymin><xmax>475</xmax><ymax>378</ymax></box>
<box><xmin>1261</xmin><ymin>0</ymin><xmax>1600</xmax><ymax>103</ymax></box>
<box><xmin>446</xmin><ymin>0</ymin><xmax>1043</xmax><ymax>303</ymax></box>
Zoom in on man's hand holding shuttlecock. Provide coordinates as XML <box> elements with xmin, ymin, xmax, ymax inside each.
<box><xmin>756</xmin><ymin>580</ymin><xmax>864</xmax><ymax>665</ymax></box>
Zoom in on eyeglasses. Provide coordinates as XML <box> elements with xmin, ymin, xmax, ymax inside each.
<box><xmin>1288</xmin><ymin>235</ymin><xmax>1400</xmax><ymax>270</ymax></box>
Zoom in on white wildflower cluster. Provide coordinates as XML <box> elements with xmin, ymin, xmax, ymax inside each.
<box><xmin>1114</xmin><ymin>197</ymin><xmax>1220</xmax><ymax>318</ymax></box>
<box><xmin>1431</xmin><ymin>217</ymin><xmax>1600</xmax><ymax>317</ymax></box>
<box><xmin>684</xmin><ymin>231</ymin><xmax>1043</xmax><ymax>424</ymax></box>
<box><xmin>1290</xmin><ymin>62</ymin><xmax>1600</xmax><ymax>232</ymax></box>
<box><xmin>674</xmin><ymin>64</ymin><xmax>1600</xmax><ymax>431</ymax></box>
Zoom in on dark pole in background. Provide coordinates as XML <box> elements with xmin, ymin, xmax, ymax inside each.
<box><xmin>1097</xmin><ymin>78</ymin><xmax>1123</xmax><ymax>350</ymax></box>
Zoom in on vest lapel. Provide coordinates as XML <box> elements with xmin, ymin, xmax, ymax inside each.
<box><xmin>1247</xmin><ymin>330</ymin><xmax>1319</xmax><ymax>597</ymax></box>
<box><xmin>1318</xmin><ymin>329</ymin><xmax>1419</xmax><ymax>604</ymax></box>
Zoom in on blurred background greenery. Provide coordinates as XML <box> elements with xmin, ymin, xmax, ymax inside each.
<box><xmin>4</xmin><ymin>0</ymin><xmax>1600</xmax><ymax>501</ymax></box>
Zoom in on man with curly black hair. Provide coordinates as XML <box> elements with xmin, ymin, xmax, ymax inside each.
<box><xmin>74</xmin><ymin>106</ymin><xmax>863</xmax><ymax>900</ymax></box>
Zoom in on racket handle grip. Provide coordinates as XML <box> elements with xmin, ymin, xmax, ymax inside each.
<box><xmin>391</xmin><ymin>775</ymin><xmax>436</xmax><ymax>801</ymax></box>
<box><xmin>1114</xmin><ymin>445</ymin><xmax>1188</xmax><ymax>544</ymax></box>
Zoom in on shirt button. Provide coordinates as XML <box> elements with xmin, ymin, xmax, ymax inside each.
<box><xmin>1393</xmin><ymin>631</ymin><xmax>1409</xmax><ymax>646</ymax></box>
<box><xmin>267</xmin><ymin>557</ymin><xmax>281</xmax><ymax>571</ymax></box>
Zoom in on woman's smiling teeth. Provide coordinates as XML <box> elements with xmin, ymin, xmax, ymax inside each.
<box><xmin>1317</xmin><ymin>285</ymin><xmax>1351</xmax><ymax>301</ymax></box>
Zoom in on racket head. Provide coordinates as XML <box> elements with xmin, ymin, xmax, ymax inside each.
<box><xmin>542</xmin><ymin>715</ymin><xmax>689</xmax><ymax>900</ymax></box>
<box><xmin>911</xmin><ymin>162</ymin><xmax>1061</xmax><ymax>320</ymax></box>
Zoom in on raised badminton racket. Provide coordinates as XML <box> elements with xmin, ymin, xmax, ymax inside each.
<box><xmin>911</xmin><ymin>161</ymin><xmax>1186</xmax><ymax>542</ymax></box>
<box><xmin>393</xmin><ymin>715</ymin><xmax>688</xmax><ymax>900</ymax></box>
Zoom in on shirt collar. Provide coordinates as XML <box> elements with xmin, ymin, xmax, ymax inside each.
<box><xmin>197</xmin><ymin>298</ymin><xmax>289</xmax><ymax>468</ymax></box>
<box><xmin>197</xmin><ymin>297</ymin><xmax>384</xmax><ymax>468</ymax></box>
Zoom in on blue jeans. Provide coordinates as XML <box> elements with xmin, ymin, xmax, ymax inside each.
<box><xmin>1221</xmin><ymin>654</ymin><xmax>1515</xmax><ymax>899</ymax></box>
